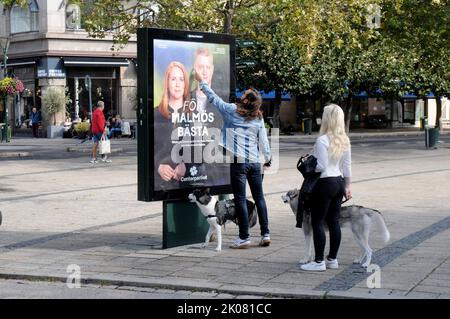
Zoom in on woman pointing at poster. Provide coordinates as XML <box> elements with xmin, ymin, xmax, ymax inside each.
<box><xmin>194</xmin><ymin>71</ymin><xmax>272</xmax><ymax>249</ymax></box>
<box><xmin>154</xmin><ymin>61</ymin><xmax>191</xmax><ymax>190</ymax></box>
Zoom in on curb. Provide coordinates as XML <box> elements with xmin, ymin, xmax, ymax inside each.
<box><xmin>0</xmin><ymin>152</ymin><xmax>32</xmax><ymax>158</ymax></box>
<box><xmin>0</xmin><ymin>272</ymin><xmax>414</xmax><ymax>299</ymax></box>
<box><xmin>0</xmin><ymin>272</ymin><xmax>332</xmax><ymax>299</ymax></box>
<box><xmin>66</xmin><ymin>147</ymin><xmax>124</xmax><ymax>153</ymax></box>
<box><xmin>279</xmin><ymin>130</ymin><xmax>450</xmax><ymax>140</ymax></box>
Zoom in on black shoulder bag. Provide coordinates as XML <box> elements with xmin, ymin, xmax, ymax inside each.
<box><xmin>295</xmin><ymin>154</ymin><xmax>321</xmax><ymax>228</ymax></box>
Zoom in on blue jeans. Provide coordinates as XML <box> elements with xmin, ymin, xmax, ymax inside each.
<box><xmin>230</xmin><ymin>162</ymin><xmax>269</xmax><ymax>240</ymax></box>
<box><xmin>109</xmin><ymin>128</ymin><xmax>122</xmax><ymax>138</ymax></box>
<box><xmin>92</xmin><ymin>132</ymin><xmax>104</xmax><ymax>143</ymax></box>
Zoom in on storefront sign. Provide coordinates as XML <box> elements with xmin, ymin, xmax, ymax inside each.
<box><xmin>37</xmin><ymin>57</ymin><xmax>66</xmax><ymax>78</ymax></box>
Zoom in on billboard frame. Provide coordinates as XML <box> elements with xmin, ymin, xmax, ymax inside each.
<box><xmin>137</xmin><ymin>28</ymin><xmax>236</xmax><ymax>202</ymax></box>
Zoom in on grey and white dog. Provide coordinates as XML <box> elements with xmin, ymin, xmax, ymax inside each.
<box><xmin>189</xmin><ymin>188</ymin><xmax>258</xmax><ymax>251</ymax></box>
<box><xmin>282</xmin><ymin>189</ymin><xmax>390</xmax><ymax>267</ymax></box>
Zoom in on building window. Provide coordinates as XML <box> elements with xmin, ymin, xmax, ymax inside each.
<box><xmin>10</xmin><ymin>1</ymin><xmax>39</xmax><ymax>34</ymax></box>
<box><xmin>403</xmin><ymin>99</ymin><xmax>416</xmax><ymax>123</ymax></box>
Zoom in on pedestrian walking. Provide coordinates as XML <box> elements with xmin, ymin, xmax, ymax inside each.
<box><xmin>90</xmin><ymin>101</ymin><xmax>111</xmax><ymax>164</ymax></box>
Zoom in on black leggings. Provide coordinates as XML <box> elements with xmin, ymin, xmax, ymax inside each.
<box><xmin>311</xmin><ymin>177</ymin><xmax>345</xmax><ymax>262</ymax></box>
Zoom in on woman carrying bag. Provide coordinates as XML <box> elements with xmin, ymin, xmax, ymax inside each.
<box><xmin>301</xmin><ymin>104</ymin><xmax>352</xmax><ymax>271</ymax></box>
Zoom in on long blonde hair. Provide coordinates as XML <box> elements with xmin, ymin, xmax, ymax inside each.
<box><xmin>319</xmin><ymin>104</ymin><xmax>350</xmax><ymax>160</ymax></box>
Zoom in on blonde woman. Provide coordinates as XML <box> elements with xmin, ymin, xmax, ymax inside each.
<box><xmin>301</xmin><ymin>104</ymin><xmax>352</xmax><ymax>272</ymax></box>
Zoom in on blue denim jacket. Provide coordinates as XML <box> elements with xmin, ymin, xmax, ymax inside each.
<box><xmin>199</xmin><ymin>81</ymin><xmax>271</xmax><ymax>163</ymax></box>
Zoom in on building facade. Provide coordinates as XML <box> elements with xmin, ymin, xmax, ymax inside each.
<box><xmin>0</xmin><ymin>0</ymin><xmax>137</xmax><ymax>134</ymax></box>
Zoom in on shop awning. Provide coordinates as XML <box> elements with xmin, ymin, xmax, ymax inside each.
<box><xmin>62</xmin><ymin>57</ymin><xmax>130</xmax><ymax>67</ymax></box>
<box><xmin>236</xmin><ymin>89</ymin><xmax>291</xmax><ymax>101</ymax></box>
<box><xmin>0</xmin><ymin>58</ymin><xmax>37</xmax><ymax>68</ymax></box>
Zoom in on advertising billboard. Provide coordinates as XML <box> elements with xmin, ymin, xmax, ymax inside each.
<box><xmin>137</xmin><ymin>28</ymin><xmax>235</xmax><ymax>201</ymax></box>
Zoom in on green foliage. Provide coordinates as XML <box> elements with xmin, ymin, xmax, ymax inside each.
<box><xmin>42</xmin><ymin>87</ymin><xmax>66</xmax><ymax>125</ymax></box>
<box><xmin>40</xmin><ymin>0</ymin><xmax>450</xmax><ymax>127</ymax></box>
<box><xmin>0</xmin><ymin>0</ymin><xmax>28</xmax><ymax>8</ymax></box>
<box><xmin>74</xmin><ymin>121</ymin><xmax>90</xmax><ymax>134</ymax></box>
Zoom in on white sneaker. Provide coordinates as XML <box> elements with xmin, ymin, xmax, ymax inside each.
<box><xmin>300</xmin><ymin>261</ymin><xmax>326</xmax><ymax>272</ymax></box>
<box><xmin>230</xmin><ymin>237</ymin><xmax>251</xmax><ymax>249</ymax></box>
<box><xmin>259</xmin><ymin>234</ymin><xmax>271</xmax><ymax>247</ymax></box>
<box><xmin>101</xmin><ymin>158</ymin><xmax>112</xmax><ymax>163</ymax></box>
<box><xmin>326</xmin><ymin>258</ymin><xmax>339</xmax><ymax>269</ymax></box>
<box><xmin>90</xmin><ymin>159</ymin><xmax>98</xmax><ymax>164</ymax></box>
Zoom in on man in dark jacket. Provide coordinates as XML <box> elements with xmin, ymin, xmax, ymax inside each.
<box><xmin>30</xmin><ymin>107</ymin><xmax>41</xmax><ymax>138</ymax></box>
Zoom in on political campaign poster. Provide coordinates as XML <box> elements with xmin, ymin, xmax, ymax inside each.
<box><xmin>137</xmin><ymin>28</ymin><xmax>235</xmax><ymax>201</ymax></box>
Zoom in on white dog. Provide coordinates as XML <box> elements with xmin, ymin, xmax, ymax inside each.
<box><xmin>282</xmin><ymin>189</ymin><xmax>390</xmax><ymax>267</ymax></box>
<box><xmin>188</xmin><ymin>188</ymin><xmax>257</xmax><ymax>251</ymax></box>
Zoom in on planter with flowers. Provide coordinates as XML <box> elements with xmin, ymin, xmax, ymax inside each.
<box><xmin>0</xmin><ymin>77</ymin><xmax>25</xmax><ymax>97</ymax></box>
<box><xmin>0</xmin><ymin>77</ymin><xmax>24</xmax><ymax>140</ymax></box>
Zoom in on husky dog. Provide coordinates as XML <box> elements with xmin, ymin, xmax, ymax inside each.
<box><xmin>188</xmin><ymin>188</ymin><xmax>258</xmax><ymax>251</ymax></box>
<box><xmin>282</xmin><ymin>189</ymin><xmax>390</xmax><ymax>267</ymax></box>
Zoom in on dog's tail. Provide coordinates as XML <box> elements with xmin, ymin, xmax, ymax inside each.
<box><xmin>372</xmin><ymin>210</ymin><xmax>390</xmax><ymax>243</ymax></box>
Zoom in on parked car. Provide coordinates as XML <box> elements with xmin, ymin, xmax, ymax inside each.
<box><xmin>366</xmin><ymin>114</ymin><xmax>389</xmax><ymax>128</ymax></box>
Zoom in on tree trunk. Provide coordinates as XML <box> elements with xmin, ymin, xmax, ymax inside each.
<box><xmin>223</xmin><ymin>1</ymin><xmax>233</xmax><ymax>34</ymax></box>
<box><xmin>345</xmin><ymin>97</ymin><xmax>352</xmax><ymax>134</ymax></box>
<box><xmin>435</xmin><ymin>94</ymin><xmax>442</xmax><ymax>130</ymax></box>
<box><xmin>272</xmin><ymin>90</ymin><xmax>282</xmax><ymax>129</ymax></box>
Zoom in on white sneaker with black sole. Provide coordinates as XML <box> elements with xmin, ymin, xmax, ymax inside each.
<box><xmin>300</xmin><ymin>261</ymin><xmax>326</xmax><ymax>272</ymax></box>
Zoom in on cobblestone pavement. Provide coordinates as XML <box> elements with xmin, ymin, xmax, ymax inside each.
<box><xmin>0</xmin><ymin>135</ymin><xmax>449</xmax><ymax>299</ymax></box>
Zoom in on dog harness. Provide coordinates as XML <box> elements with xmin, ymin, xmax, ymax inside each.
<box><xmin>206</xmin><ymin>200</ymin><xmax>238</xmax><ymax>226</ymax></box>
<box><xmin>205</xmin><ymin>199</ymin><xmax>257</xmax><ymax>228</ymax></box>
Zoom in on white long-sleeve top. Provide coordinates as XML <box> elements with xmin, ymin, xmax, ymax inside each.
<box><xmin>313</xmin><ymin>134</ymin><xmax>352</xmax><ymax>178</ymax></box>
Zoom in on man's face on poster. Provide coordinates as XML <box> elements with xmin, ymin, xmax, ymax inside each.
<box><xmin>194</xmin><ymin>54</ymin><xmax>214</xmax><ymax>87</ymax></box>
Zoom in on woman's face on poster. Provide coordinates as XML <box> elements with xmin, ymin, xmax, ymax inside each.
<box><xmin>168</xmin><ymin>66</ymin><xmax>185</xmax><ymax>101</ymax></box>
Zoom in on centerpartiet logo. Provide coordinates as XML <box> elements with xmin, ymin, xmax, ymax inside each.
<box><xmin>190</xmin><ymin>166</ymin><xmax>198</xmax><ymax>176</ymax></box>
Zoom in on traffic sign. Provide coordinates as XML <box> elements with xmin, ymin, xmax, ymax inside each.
<box><xmin>236</xmin><ymin>39</ymin><xmax>256</xmax><ymax>48</ymax></box>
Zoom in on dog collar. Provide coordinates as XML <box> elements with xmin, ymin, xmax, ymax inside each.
<box><xmin>289</xmin><ymin>193</ymin><xmax>299</xmax><ymax>199</ymax></box>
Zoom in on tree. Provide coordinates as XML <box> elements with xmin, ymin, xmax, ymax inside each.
<box><xmin>42</xmin><ymin>87</ymin><xmax>66</xmax><ymax>126</ymax></box>
<box><xmin>381</xmin><ymin>0</ymin><xmax>450</xmax><ymax>128</ymax></box>
<box><xmin>79</xmin><ymin>0</ymin><xmax>262</xmax><ymax>50</ymax></box>
<box><xmin>13</xmin><ymin>0</ymin><xmax>448</xmax><ymax>132</ymax></box>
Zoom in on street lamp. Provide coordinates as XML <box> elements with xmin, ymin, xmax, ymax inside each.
<box><xmin>0</xmin><ymin>36</ymin><xmax>10</xmax><ymax>142</ymax></box>
<box><xmin>0</xmin><ymin>36</ymin><xmax>9</xmax><ymax>77</ymax></box>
